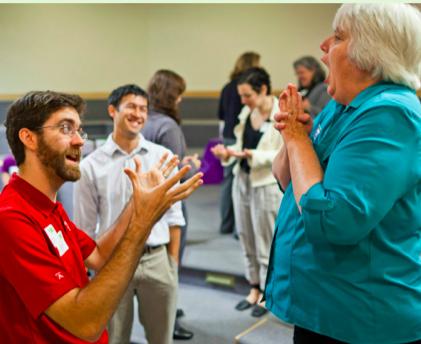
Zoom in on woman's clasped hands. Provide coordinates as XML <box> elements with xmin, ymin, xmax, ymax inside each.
<box><xmin>274</xmin><ymin>84</ymin><xmax>313</xmax><ymax>144</ymax></box>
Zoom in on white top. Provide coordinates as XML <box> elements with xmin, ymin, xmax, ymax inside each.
<box><xmin>223</xmin><ymin>96</ymin><xmax>284</xmax><ymax>188</ymax></box>
<box><xmin>73</xmin><ymin>134</ymin><xmax>185</xmax><ymax>246</ymax></box>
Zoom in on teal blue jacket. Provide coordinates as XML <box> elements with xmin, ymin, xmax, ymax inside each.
<box><xmin>265</xmin><ymin>82</ymin><xmax>421</xmax><ymax>343</ymax></box>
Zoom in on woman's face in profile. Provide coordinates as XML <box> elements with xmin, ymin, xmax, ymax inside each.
<box><xmin>295</xmin><ymin>65</ymin><xmax>314</xmax><ymax>89</ymax></box>
<box><xmin>237</xmin><ymin>83</ymin><xmax>266</xmax><ymax>110</ymax></box>
<box><xmin>320</xmin><ymin>28</ymin><xmax>362</xmax><ymax>105</ymax></box>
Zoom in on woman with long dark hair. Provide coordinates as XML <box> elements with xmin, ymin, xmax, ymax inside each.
<box><xmin>142</xmin><ymin>69</ymin><xmax>199</xmax><ymax>341</ymax></box>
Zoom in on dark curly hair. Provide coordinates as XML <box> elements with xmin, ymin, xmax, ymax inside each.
<box><xmin>107</xmin><ymin>84</ymin><xmax>148</xmax><ymax>109</ymax></box>
<box><xmin>238</xmin><ymin>67</ymin><xmax>272</xmax><ymax>95</ymax></box>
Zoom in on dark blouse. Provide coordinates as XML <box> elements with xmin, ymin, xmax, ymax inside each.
<box><xmin>240</xmin><ymin>114</ymin><xmax>267</xmax><ymax>173</ymax></box>
<box><xmin>218</xmin><ymin>78</ymin><xmax>243</xmax><ymax>140</ymax></box>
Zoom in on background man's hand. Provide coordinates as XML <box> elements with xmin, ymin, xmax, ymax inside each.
<box><xmin>182</xmin><ymin>154</ymin><xmax>201</xmax><ymax>169</ymax></box>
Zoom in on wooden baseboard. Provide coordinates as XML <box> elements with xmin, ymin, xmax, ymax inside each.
<box><xmin>1</xmin><ymin>88</ymin><xmax>420</xmax><ymax>102</ymax></box>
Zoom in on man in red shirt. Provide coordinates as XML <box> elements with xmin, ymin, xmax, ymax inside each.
<box><xmin>0</xmin><ymin>91</ymin><xmax>202</xmax><ymax>343</ymax></box>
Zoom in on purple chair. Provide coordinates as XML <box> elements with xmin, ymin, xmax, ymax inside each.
<box><xmin>199</xmin><ymin>138</ymin><xmax>224</xmax><ymax>185</ymax></box>
<box><xmin>1</xmin><ymin>155</ymin><xmax>17</xmax><ymax>174</ymax></box>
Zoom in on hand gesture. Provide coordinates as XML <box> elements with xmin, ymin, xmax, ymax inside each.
<box><xmin>211</xmin><ymin>144</ymin><xmax>229</xmax><ymax>161</ymax></box>
<box><xmin>124</xmin><ymin>156</ymin><xmax>203</xmax><ymax>225</ymax></box>
<box><xmin>133</xmin><ymin>153</ymin><xmax>180</xmax><ymax>189</ymax></box>
<box><xmin>226</xmin><ymin>147</ymin><xmax>246</xmax><ymax>159</ymax></box>
<box><xmin>182</xmin><ymin>154</ymin><xmax>201</xmax><ymax>169</ymax></box>
<box><xmin>225</xmin><ymin>148</ymin><xmax>252</xmax><ymax>159</ymax></box>
<box><xmin>243</xmin><ymin>149</ymin><xmax>253</xmax><ymax>159</ymax></box>
<box><xmin>274</xmin><ymin>84</ymin><xmax>313</xmax><ymax>143</ymax></box>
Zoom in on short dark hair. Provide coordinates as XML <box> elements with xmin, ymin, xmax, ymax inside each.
<box><xmin>238</xmin><ymin>67</ymin><xmax>272</xmax><ymax>95</ymax></box>
<box><xmin>147</xmin><ymin>70</ymin><xmax>186</xmax><ymax>125</ymax></box>
<box><xmin>293</xmin><ymin>56</ymin><xmax>326</xmax><ymax>90</ymax></box>
<box><xmin>107</xmin><ymin>84</ymin><xmax>148</xmax><ymax>109</ymax></box>
<box><xmin>4</xmin><ymin>91</ymin><xmax>85</xmax><ymax>165</ymax></box>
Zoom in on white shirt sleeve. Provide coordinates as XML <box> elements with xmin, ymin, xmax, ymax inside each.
<box><xmin>73</xmin><ymin>161</ymin><xmax>99</xmax><ymax>240</ymax></box>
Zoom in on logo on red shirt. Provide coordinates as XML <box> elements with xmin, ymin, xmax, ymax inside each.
<box><xmin>54</xmin><ymin>272</ymin><xmax>64</xmax><ymax>280</ymax></box>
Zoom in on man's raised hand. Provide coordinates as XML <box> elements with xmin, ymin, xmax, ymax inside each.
<box><xmin>132</xmin><ymin>153</ymin><xmax>179</xmax><ymax>189</ymax></box>
<box><xmin>124</xmin><ymin>158</ymin><xmax>203</xmax><ymax>227</ymax></box>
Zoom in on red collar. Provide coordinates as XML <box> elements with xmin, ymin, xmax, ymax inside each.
<box><xmin>7</xmin><ymin>174</ymin><xmax>59</xmax><ymax>216</ymax></box>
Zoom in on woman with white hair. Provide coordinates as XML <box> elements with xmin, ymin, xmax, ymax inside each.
<box><xmin>265</xmin><ymin>4</ymin><xmax>421</xmax><ymax>343</ymax></box>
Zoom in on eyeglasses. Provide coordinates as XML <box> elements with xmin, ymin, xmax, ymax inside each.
<box><xmin>35</xmin><ymin>123</ymin><xmax>88</xmax><ymax>140</ymax></box>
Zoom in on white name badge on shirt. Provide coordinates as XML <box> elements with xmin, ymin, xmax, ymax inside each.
<box><xmin>259</xmin><ymin>122</ymin><xmax>271</xmax><ymax>133</ymax></box>
<box><xmin>44</xmin><ymin>224</ymin><xmax>69</xmax><ymax>256</ymax></box>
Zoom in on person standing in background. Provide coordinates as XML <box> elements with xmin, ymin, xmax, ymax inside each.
<box><xmin>212</xmin><ymin>67</ymin><xmax>283</xmax><ymax>317</ymax></box>
<box><xmin>217</xmin><ymin>52</ymin><xmax>260</xmax><ymax>235</ymax></box>
<box><xmin>267</xmin><ymin>4</ymin><xmax>421</xmax><ymax>343</ymax></box>
<box><xmin>74</xmin><ymin>84</ymin><xmax>192</xmax><ymax>344</ymax></box>
<box><xmin>143</xmin><ymin>69</ymin><xmax>200</xmax><ymax>341</ymax></box>
<box><xmin>293</xmin><ymin>55</ymin><xmax>330</xmax><ymax>118</ymax></box>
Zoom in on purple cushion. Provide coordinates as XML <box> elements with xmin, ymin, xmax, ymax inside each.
<box><xmin>1</xmin><ymin>155</ymin><xmax>17</xmax><ymax>174</ymax></box>
<box><xmin>199</xmin><ymin>138</ymin><xmax>224</xmax><ymax>185</ymax></box>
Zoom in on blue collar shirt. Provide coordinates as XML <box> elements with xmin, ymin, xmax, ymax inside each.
<box><xmin>265</xmin><ymin>82</ymin><xmax>421</xmax><ymax>343</ymax></box>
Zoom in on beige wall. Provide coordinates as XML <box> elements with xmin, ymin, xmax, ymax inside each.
<box><xmin>0</xmin><ymin>4</ymin><xmax>340</xmax><ymax>95</ymax></box>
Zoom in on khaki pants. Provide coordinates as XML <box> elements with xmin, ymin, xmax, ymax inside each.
<box><xmin>109</xmin><ymin>245</ymin><xmax>178</xmax><ymax>344</ymax></box>
<box><xmin>233</xmin><ymin>169</ymin><xmax>283</xmax><ymax>291</ymax></box>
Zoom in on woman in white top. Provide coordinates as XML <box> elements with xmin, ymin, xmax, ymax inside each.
<box><xmin>212</xmin><ymin>67</ymin><xmax>283</xmax><ymax>317</ymax></box>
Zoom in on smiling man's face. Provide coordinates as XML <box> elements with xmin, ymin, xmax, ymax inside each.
<box><xmin>109</xmin><ymin>94</ymin><xmax>148</xmax><ymax>140</ymax></box>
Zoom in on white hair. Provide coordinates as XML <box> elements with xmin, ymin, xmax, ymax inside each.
<box><xmin>333</xmin><ymin>4</ymin><xmax>421</xmax><ymax>90</ymax></box>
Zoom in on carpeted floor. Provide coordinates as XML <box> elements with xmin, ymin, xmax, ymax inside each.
<box><xmin>129</xmin><ymin>184</ymin><xmax>292</xmax><ymax>344</ymax></box>
<box><xmin>131</xmin><ymin>282</ymin><xmax>293</xmax><ymax>344</ymax></box>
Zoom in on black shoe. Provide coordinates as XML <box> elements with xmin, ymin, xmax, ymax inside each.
<box><xmin>173</xmin><ymin>320</ymin><xmax>194</xmax><ymax>340</ymax></box>
<box><xmin>251</xmin><ymin>305</ymin><xmax>268</xmax><ymax>317</ymax></box>
<box><xmin>176</xmin><ymin>308</ymin><xmax>185</xmax><ymax>318</ymax></box>
<box><xmin>235</xmin><ymin>299</ymin><xmax>253</xmax><ymax>311</ymax></box>
<box><xmin>220</xmin><ymin>228</ymin><xmax>234</xmax><ymax>234</ymax></box>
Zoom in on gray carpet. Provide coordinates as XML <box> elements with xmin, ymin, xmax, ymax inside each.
<box><xmin>183</xmin><ymin>184</ymin><xmax>245</xmax><ymax>275</ymax></box>
<box><xmin>235</xmin><ymin>315</ymin><xmax>293</xmax><ymax>344</ymax></box>
<box><xmin>129</xmin><ymin>176</ymin><xmax>293</xmax><ymax>343</ymax></box>
<box><xmin>131</xmin><ymin>283</ymin><xmax>293</xmax><ymax>344</ymax></box>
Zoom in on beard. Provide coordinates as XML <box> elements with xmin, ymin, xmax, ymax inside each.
<box><xmin>37</xmin><ymin>135</ymin><xmax>81</xmax><ymax>182</ymax></box>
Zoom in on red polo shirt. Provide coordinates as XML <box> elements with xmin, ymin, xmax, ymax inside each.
<box><xmin>0</xmin><ymin>174</ymin><xmax>108</xmax><ymax>343</ymax></box>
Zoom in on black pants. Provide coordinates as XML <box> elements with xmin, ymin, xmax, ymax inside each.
<box><xmin>293</xmin><ymin>326</ymin><xmax>421</xmax><ymax>344</ymax></box>
<box><xmin>219</xmin><ymin>137</ymin><xmax>236</xmax><ymax>234</ymax></box>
